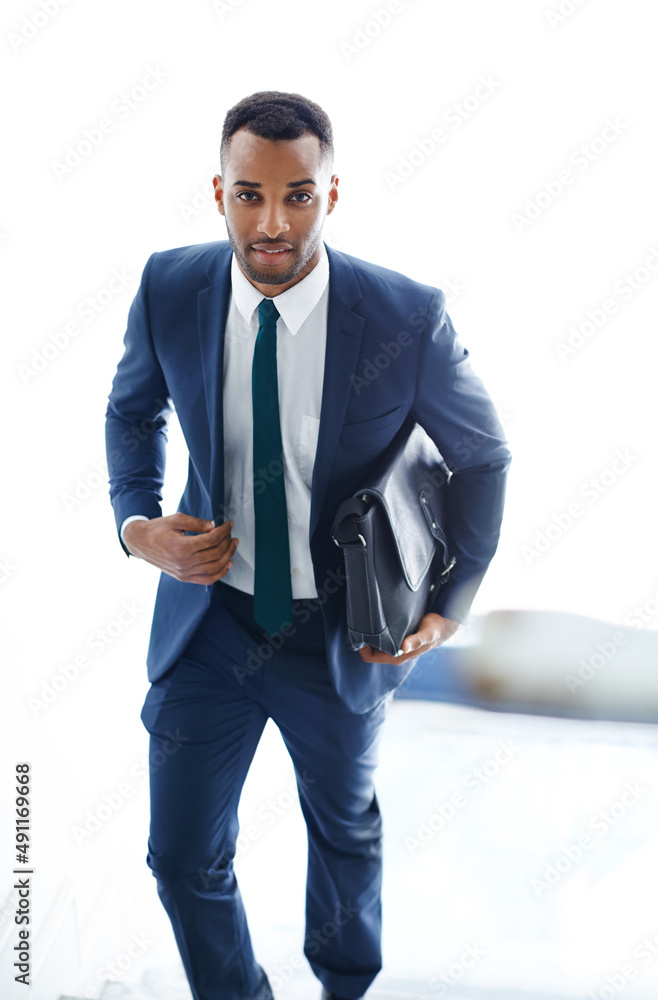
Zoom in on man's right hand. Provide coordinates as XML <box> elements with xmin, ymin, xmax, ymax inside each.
<box><xmin>123</xmin><ymin>513</ymin><xmax>239</xmax><ymax>585</ymax></box>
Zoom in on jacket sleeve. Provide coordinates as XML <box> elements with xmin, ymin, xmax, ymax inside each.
<box><xmin>411</xmin><ymin>289</ymin><xmax>512</xmax><ymax>624</ymax></box>
<box><xmin>105</xmin><ymin>252</ymin><xmax>173</xmax><ymax>556</ymax></box>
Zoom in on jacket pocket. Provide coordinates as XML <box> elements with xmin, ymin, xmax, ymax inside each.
<box><xmin>339</xmin><ymin>405</ymin><xmax>403</xmax><ymax>440</ymax></box>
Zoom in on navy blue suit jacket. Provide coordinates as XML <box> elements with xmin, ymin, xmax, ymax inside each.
<box><xmin>105</xmin><ymin>240</ymin><xmax>511</xmax><ymax>713</ymax></box>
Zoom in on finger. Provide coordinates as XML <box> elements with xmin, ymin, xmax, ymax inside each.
<box><xmin>184</xmin><ymin>540</ymin><xmax>239</xmax><ymax>576</ymax></box>
<box><xmin>361</xmin><ymin>650</ymin><xmax>399</xmax><ymax>664</ymax></box>
<box><xmin>174</xmin><ymin>513</ymin><xmax>216</xmax><ymax>532</ymax></box>
<box><xmin>359</xmin><ymin>645</ymin><xmax>398</xmax><ymax>664</ymax></box>
<box><xmin>359</xmin><ymin>645</ymin><xmax>390</xmax><ymax>662</ymax></box>
<box><xmin>188</xmin><ymin>536</ymin><xmax>239</xmax><ymax>566</ymax></box>
<box><xmin>186</xmin><ymin>522</ymin><xmax>236</xmax><ymax>553</ymax></box>
<box><xmin>401</xmin><ymin>630</ymin><xmax>432</xmax><ymax>654</ymax></box>
<box><xmin>184</xmin><ymin>558</ymin><xmax>235</xmax><ymax>584</ymax></box>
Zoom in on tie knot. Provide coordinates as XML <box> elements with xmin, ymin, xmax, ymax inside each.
<box><xmin>258</xmin><ymin>298</ymin><xmax>280</xmax><ymax>327</ymax></box>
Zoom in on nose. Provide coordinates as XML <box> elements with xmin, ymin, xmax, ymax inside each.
<box><xmin>256</xmin><ymin>202</ymin><xmax>290</xmax><ymax>240</ymax></box>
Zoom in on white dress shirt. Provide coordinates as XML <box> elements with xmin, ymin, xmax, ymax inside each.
<box><xmin>121</xmin><ymin>243</ymin><xmax>329</xmax><ymax>599</ymax></box>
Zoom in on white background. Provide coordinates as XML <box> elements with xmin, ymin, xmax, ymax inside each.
<box><xmin>2</xmin><ymin>0</ymin><xmax>658</xmax><ymax>996</ymax></box>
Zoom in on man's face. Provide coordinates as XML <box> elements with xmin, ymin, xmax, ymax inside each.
<box><xmin>213</xmin><ymin>128</ymin><xmax>339</xmax><ymax>295</ymax></box>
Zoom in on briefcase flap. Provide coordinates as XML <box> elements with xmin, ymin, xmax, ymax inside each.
<box><xmin>357</xmin><ymin>421</ymin><xmax>450</xmax><ymax>591</ymax></box>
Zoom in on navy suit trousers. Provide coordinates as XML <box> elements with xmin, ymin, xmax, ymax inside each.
<box><xmin>140</xmin><ymin>579</ymin><xmax>393</xmax><ymax>1000</ymax></box>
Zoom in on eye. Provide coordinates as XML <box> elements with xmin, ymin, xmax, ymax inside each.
<box><xmin>236</xmin><ymin>191</ymin><xmax>259</xmax><ymax>201</ymax></box>
<box><xmin>291</xmin><ymin>192</ymin><xmax>312</xmax><ymax>202</ymax></box>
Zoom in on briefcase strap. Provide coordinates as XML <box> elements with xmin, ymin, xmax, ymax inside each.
<box><xmin>330</xmin><ymin>496</ymin><xmax>371</xmax><ymax>547</ymax></box>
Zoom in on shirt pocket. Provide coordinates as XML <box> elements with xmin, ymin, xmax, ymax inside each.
<box><xmin>297</xmin><ymin>414</ymin><xmax>321</xmax><ymax>490</ymax></box>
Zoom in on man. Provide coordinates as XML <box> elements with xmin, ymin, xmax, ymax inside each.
<box><xmin>105</xmin><ymin>91</ymin><xmax>511</xmax><ymax>1000</ymax></box>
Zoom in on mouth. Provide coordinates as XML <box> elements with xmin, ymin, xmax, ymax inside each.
<box><xmin>251</xmin><ymin>244</ymin><xmax>294</xmax><ymax>266</ymax></box>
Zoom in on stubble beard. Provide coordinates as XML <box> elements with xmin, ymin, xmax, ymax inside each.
<box><xmin>225</xmin><ymin>217</ymin><xmax>322</xmax><ymax>287</ymax></box>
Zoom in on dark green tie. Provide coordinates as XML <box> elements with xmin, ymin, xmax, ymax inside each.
<box><xmin>252</xmin><ymin>298</ymin><xmax>293</xmax><ymax>635</ymax></box>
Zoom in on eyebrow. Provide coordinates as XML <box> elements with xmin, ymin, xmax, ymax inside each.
<box><xmin>232</xmin><ymin>179</ymin><xmax>317</xmax><ymax>189</ymax></box>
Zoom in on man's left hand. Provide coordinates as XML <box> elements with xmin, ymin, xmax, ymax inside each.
<box><xmin>358</xmin><ymin>612</ymin><xmax>461</xmax><ymax>664</ymax></box>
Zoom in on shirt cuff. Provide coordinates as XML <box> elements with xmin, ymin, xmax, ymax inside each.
<box><xmin>120</xmin><ymin>515</ymin><xmax>149</xmax><ymax>546</ymax></box>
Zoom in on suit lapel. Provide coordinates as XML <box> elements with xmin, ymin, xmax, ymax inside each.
<box><xmin>310</xmin><ymin>245</ymin><xmax>365</xmax><ymax>541</ymax></box>
<box><xmin>196</xmin><ymin>241</ymin><xmax>366</xmax><ymax>535</ymax></box>
<box><xmin>197</xmin><ymin>244</ymin><xmax>232</xmax><ymax>524</ymax></box>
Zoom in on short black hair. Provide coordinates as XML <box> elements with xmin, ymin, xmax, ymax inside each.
<box><xmin>220</xmin><ymin>91</ymin><xmax>333</xmax><ymax>171</ymax></box>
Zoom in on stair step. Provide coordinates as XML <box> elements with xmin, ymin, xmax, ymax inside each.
<box><xmin>67</xmin><ymin>967</ymin><xmax>652</xmax><ymax>1000</ymax></box>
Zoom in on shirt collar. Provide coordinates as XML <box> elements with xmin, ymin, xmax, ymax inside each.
<box><xmin>230</xmin><ymin>242</ymin><xmax>329</xmax><ymax>336</ymax></box>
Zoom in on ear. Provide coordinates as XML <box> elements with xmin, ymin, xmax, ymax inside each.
<box><xmin>213</xmin><ymin>174</ymin><xmax>225</xmax><ymax>216</ymax></box>
<box><xmin>326</xmin><ymin>174</ymin><xmax>339</xmax><ymax>216</ymax></box>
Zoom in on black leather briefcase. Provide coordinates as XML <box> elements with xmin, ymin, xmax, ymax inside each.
<box><xmin>330</xmin><ymin>418</ymin><xmax>456</xmax><ymax>656</ymax></box>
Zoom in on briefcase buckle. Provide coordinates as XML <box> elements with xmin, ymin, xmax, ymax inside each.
<box><xmin>440</xmin><ymin>556</ymin><xmax>457</xmax><ymax>580</ymax></box>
